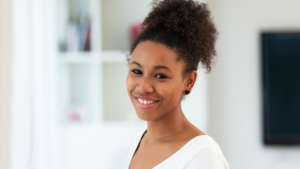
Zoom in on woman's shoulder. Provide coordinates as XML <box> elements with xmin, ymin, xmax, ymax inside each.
<box><xmin>183</xmin><ymin>135</ymin><xmax>230</xmax><ymax>169</ymax></box>
<box><xmin>189</xmin><ymin>135</ymin><xmax>224</xmax><ymax>154</ymax></box>
<box><xmin>150</xmin><ymin>135</ymin><xmax>230</xmax><ymax>169</ymax></box>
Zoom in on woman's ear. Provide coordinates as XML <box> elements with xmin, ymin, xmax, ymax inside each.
<box><xmin>184</xmin><ymin>71</ymin><xmax>197</xmax><ymax>94</ymax></box>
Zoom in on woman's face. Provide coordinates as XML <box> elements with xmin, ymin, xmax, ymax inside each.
<box><xmin>126</xmin><ymin>41</ymin><xmax>188</xmax><ymax>121</ymax></box>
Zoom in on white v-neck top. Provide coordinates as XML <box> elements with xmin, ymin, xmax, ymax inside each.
<box><xmin>124</xmin><ymin>129</ymin><xmax>230</xmax><ymax>169</ymax></box>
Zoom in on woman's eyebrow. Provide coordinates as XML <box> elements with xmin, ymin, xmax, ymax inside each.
<box><xmin>131</xmin><ymin>61</ymin><xmax>171</xmax><ymax>72</ymax></box>
<box><xmin>153</xmin><ymin>65</ymin><xmax>172</xmax><ymax>72</ymax></box>
<box><xmin>131</xmin><ymin>61</ymin><xmax>142</xmax><ymax>68</ymax></box>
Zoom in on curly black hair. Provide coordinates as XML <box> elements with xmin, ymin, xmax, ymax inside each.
<box><xmin>129</xmin><ymin>0</ymin><xmax>218</xmax><ymax>75</ymax></box>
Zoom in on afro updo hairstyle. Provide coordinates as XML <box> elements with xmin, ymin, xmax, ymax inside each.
<box><xmin>129</xmin><ymin>0</ymin><xmax>218</xmax><ymax>76</ymax></box>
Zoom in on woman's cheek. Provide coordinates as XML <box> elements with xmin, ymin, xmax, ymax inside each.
<box><xmin>156</xmin><ymin>83</ymin><xmax>172</xmax><ymax>101</ymax></box>
<box><xmin>159</xmin><ymin>81</ymin><xmax>181</xmax><ymax>105</ymax></box>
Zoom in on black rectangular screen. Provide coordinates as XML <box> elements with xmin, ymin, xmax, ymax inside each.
<box><xmin>262</xmin><ymin>32</ymin><xmax>300</xmax><ymax>145</ymax></box>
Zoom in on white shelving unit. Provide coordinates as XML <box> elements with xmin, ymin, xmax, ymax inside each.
<box><xmin>56</xmin><ymin>0</ymin><xmax>141</xmax><ymax>124</ymax></box>
<box><xmin>57</xmin><ymin>51</ymin><xmax>139</xmax><ymax>124</ymax></box>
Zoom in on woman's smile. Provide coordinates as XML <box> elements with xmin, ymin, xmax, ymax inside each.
<box><xmin>133</xmin><ymin>95</ymin><xmax>159</xmax><ymax>109</ymax></box>
<box><xmin>134</xmin><ymin>96</ymin><xmax>160</xmax><ymax>109</ymax></box>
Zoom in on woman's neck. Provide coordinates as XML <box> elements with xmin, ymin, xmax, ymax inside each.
<box><xmin>145</xmin><ymin>104</ymin><xmax>189</xmax><ymax>142</ymax></box>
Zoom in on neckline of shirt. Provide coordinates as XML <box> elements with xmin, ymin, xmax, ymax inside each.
<box><xmin>128</xmin><ymin>129</ymin><xmax>210</xmax><ymax>169</ymax></box>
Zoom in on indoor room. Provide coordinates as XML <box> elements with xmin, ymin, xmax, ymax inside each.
<box><xmin>1</xmin><ymin>0</ymin><xmax>300</xmax><ymax>169</ymax></box>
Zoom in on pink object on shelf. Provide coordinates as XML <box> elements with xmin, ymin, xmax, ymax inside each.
<box><xmin>130</xmin><ymin>22</ymin><xmax>143</xmax><ymax>43</ymax></box>
<box><xmin>63</xmin><ymin>105</ymin><xmax>89</xmax><ymax>122</ymax></box>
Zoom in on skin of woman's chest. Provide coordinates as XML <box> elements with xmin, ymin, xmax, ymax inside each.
<box><xmin>129</xmin><ymin>140</ymin><xmax>187</xmax><ymax>169</ymax></box>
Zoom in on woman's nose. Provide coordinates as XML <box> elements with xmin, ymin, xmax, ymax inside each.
<box><xmin>137</xmin><ymin>77</ymin><xmax>153</xmax><ymax>93</ymax></box>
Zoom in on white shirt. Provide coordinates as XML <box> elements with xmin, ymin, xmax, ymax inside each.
<box><xmin>124</xmin><ymin>129</ymin><xmax>230</xmax><ymax>169</ymax></box>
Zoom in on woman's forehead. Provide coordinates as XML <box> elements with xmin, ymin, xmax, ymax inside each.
<box><xmin>131</xmin><ymin>41</ymin><xmax>184</xmax><ymax>69</ymax></box>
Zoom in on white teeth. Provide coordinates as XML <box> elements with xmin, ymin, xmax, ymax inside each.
<box><xmin>137</xmin><ymin>98</ymin><xmax>155</xmax><ymax>105</ymax></box>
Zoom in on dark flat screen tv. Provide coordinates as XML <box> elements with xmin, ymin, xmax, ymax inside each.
<box><xmin>262</xmin><ymin>32</ymin><xmax>300</xmax><ymax>145</ymax></box>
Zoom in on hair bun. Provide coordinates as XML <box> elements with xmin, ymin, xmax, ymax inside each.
<box><xmin>144</xmin><ymin>0</ymin><xmax>205</xmax><ymax>37</ymax></box>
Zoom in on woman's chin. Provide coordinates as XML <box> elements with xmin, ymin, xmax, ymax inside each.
<box><xmin>135</xmin><ymin>110</ymin><xmax>161</xmax><ymax>121</ymax></box>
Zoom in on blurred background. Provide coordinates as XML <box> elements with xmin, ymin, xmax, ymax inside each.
<box><xmin>1</xmin><ymin>0</ymin><xmax>300</xmax><ymax>169</ymax></box>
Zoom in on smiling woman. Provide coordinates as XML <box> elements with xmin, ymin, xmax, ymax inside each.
<box><xmin>125</xmin><ymin>0</ymin><xmax>229</xmax><ymax>169</ymax></box>
<box><xmin>127</xmin><ymin>41</ymin><xmax>189</xmax><ymax>121</ymax></box>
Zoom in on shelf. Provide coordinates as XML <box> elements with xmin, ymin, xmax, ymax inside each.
<box><xmin>57</xmin><ymin>51</ymin><xmax>128</xmax><ymax>64</ymax></box>
<box><xmin>58</xmin><ymin>52</ymin><xmax>99</xmax><ymax>63</ymax></box>
<box><xmin>102</xmin><ymin>51</ymin><xmax>128</xmax><ymax>63</ymax></box>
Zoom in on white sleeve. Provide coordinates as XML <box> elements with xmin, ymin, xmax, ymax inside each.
<box><xmin>186</xmin><ymin>147</ymin><xmax>229</xmax><ymax>169</ymax></box>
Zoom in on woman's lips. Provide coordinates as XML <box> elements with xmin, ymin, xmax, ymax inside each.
<box><xmin>134</xmin><ymin>97</ymin><xmax>159</xmax><ymax>109</ymax></box>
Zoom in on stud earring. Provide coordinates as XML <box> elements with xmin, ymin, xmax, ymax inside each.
<box><xmin>185</xmin><ymin>90</ymin><xmax>190</xmax><ymax>95</ymax></box>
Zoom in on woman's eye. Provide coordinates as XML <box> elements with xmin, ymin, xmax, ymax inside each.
<box><xmin>155</xmin><ymin>74</ymin><xmax>167</xmax><ymax>79</ymax></box>
<box><xmin>131</xmin><ymin>70</ymin><xmax>167</xmax><ymax>79</ymax></box>
<box><xmin>132</xmin><ymin>69</ymin><xmax>142</xmax><ymax>75</ymax></box>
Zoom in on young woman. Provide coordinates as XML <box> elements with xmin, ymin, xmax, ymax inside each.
<box><xmin>125</xmin><ymin>0</ymin><xmax>229</xmax><ymax>168</ymax></box>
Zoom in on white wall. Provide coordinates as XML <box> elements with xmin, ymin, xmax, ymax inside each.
<box><xmin>0</xmin><ymin>0</ymin><xmax>12</xmax><ymax>168</ymax></box>
<box><xmin>207</xmin><ymin>0</ymin><xmax>300</xmax><ymax>168</ymax></box>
